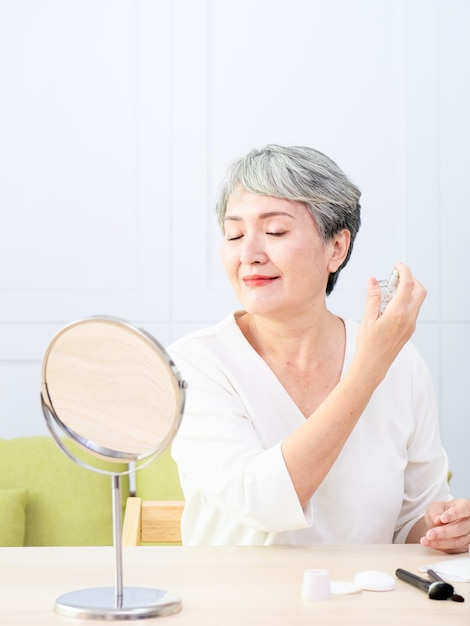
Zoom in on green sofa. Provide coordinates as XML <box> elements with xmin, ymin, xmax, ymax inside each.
<box><xmin>135</xmin><ymin>447</ymin><xmax>184</xmax><ymax>501</ymax></box>
<box><xmin>0</xmin><ymin>436</ymin><xmax>183</xmax><ymax>547</ymax></box>
<box><xmin>0</xmin><ymin>437</ymin><xmax>130</xmax><ymax>546</ymax></box>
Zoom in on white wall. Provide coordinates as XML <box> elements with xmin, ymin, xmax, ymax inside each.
<box><xmin>1</xmin><ymin>0</ymin><xmax>468</xmax><ymax>498</ymax></box>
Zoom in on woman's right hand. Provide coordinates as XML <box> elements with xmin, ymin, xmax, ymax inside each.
<box><xmin>354</xmin><ymin>262</ymin><xmax>427</xmax><ymax>384</ymax></box>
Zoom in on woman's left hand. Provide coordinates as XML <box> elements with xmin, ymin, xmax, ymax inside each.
<box><xmin>420</xmin><ymin>498</ymin><xmax>470</xmax><ymax>553</ymax></box>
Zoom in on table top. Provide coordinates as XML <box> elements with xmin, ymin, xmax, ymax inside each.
<box><xmin>0</xmin><ymin>544</ymin><xmax>468</xmax><ymax>625</ymax></box>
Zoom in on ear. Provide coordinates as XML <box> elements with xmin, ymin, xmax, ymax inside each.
<box><xmin>327</xmin><ymin>229</ymin><xmax>350</xmax><ymax>272</ymax></box>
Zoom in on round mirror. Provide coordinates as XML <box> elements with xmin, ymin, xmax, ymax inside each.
<box><xmin>40</xmin><ymin>316</ymin><xmax>187</xmax><ymax>619</ymax></box>
<box><xmin>41</xmin><ymin>316</ymin><xmax>186</xmax><ymax>469</ymax></box>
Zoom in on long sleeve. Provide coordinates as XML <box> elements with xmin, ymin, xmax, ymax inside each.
<box><xmin>393</xmin><ymin>348</ymin><xmax>451</xmax><ymax>543</ymax></box>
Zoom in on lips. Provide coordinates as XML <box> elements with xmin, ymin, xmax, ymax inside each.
<box><xmin>242</xmin><ymin>275</ymin><xmax>278</xmax><ymax>287</ymax></box>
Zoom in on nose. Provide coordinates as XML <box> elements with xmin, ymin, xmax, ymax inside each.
<box><xmin>239</xmin><ymin>232</ymin><xmax>267</xmax><ymax>265</ymax></box>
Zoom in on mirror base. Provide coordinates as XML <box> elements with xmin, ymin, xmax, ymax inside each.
<box><xmin>55</xmin><ymin>586</ymin><xmax>182</xmax><ymax>620</ymax></box>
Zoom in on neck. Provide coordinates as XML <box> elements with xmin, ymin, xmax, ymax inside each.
<box><xmin>237</xmin><ymin>309</ymin><xmax>343</xmax><ymax>365</ymax></box>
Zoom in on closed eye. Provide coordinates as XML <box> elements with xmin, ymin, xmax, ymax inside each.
<box><xmin>266</xmin><ymin>231</ymin><xmax>287</xmax><ymax>237</ymax></box>
<box><xmin>226</xmin><ymin>235</ymin><xmax>243</xmax><ymax>241</ymax></box>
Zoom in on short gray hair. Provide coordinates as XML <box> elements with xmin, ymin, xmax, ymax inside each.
<box><xmin>215</xmin><ymin>144</ymin><xmax>361</xmax><ymax>295</ymax></box>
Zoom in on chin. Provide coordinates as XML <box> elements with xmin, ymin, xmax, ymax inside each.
<box><xmin>242</xmin><ymin>303</ymin><xmax>285</xmax><ymax>318</ymax></box>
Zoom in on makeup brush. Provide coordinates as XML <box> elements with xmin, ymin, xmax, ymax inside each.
<box><xmin>395</xmin><ymin>568</ymin><xmax>454</xmax><ymax>600</ymax></box>
<box><xmin>427</xmin><ymin>569</ymin><xmax>465</xmax><ymax>603</ymax></box>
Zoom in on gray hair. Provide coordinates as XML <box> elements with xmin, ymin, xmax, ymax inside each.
<box><xmin>215</xmin><ymin>144</ymin><xmax>361</xmax><ymax>295</ymax></box>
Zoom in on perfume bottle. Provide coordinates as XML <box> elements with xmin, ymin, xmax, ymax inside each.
<box><xmin>378</xmin><ymin>268</ymin><xmax>399</xmax><ymax>314</ymax></box>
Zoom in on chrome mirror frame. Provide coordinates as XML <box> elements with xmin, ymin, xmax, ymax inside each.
<box><xmin>40</xmin><ymin>316</ymin><xmax>186</xmax><ymax>620</ymax></box>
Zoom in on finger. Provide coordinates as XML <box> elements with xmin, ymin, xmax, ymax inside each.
<box><xmin>438</xmin><ymin>499</ymin><xmax>470</xmax><ymax>524</ymax></box>
<box><xmin>425</xmin><ymin>501</ymin><xmax>445</xmax><ymax>525</ymax></box>
<box><xmin>365</xmin><ymin>276</ymin><xmax>381</xmax><ymax>319</ymax></box>
<box><xmin>427</xmin><ymin>517</ymin><xmax>469</xmax><ymax>540</ymax></box>
<box><xmin>391</xmin><ymin>263</ymin><xmax>427</xmax><ymax>312</ymax></box>
<box><xmin>421</xmin><ymin>519</ymin><xmax>470</xmax><ymax>553</ymax></box>
<box><xmin>420</xmin><ymin>531</ymin><xmax>470</xmax><ymax>554</ymax></box>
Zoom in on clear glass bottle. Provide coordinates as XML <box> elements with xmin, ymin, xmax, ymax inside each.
<box><xmin>378</xmin><ymin>268</ymin><xmax>399</xmax><ymax>314</ymax></box>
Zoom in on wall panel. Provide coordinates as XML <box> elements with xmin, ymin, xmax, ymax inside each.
<box><xmin>0</xmin><ymin>0</ymin><xmax>171</xmax><ymax>326</ymax></box>
<box><xmin>0</xmin><ymin>0</ymin><xmax>468</xmax><ymax>498</ymax></box>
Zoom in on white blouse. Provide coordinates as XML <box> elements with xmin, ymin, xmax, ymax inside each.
<box><xmin>168</xmin><ymin>313</ymin><xmax>451</xmax><ymax>546</ymax></box>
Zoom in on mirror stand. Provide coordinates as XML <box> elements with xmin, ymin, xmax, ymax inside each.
<box><xmin>55</xmin><ymin>474</ymin><xmax>182</xmax><ymax>620</ymax></box>
<box><xmin>40</xmin><ymin>316</ymin><xmax>187</xmax><ymax>621</ymax></box>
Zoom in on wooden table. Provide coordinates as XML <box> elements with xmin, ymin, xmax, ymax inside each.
<box><xmin>0</xmin><ymin>544</ymin><xmax>468</xmax><ymax>625</ymax></box>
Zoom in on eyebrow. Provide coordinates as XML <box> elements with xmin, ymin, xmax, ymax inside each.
<box><xmin>223</xmin><ymin>211</ymin><xmax>296</xmax><ymax>222</ymax></box>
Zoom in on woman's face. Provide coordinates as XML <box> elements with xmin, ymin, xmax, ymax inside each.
<box><xmin>221</xmin><ymin>188</ymin><xmax>346</xmax><ymax>319</ymax></box>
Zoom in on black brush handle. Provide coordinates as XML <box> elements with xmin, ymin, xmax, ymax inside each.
<box><xmin>427</xmin><ymin>568</ymin><xmax>444</xmax><ymax>582</ymax></box>
<box><xmin>396</xmin><ymin>568</ymin><xmax>431</xmax><ymax>592</ymax></box>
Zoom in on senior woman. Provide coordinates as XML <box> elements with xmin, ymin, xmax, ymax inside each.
<box><xmin>168</xmin><ymin>144</ymin><xmax>470</xmax><ymax>552</ymax></box>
